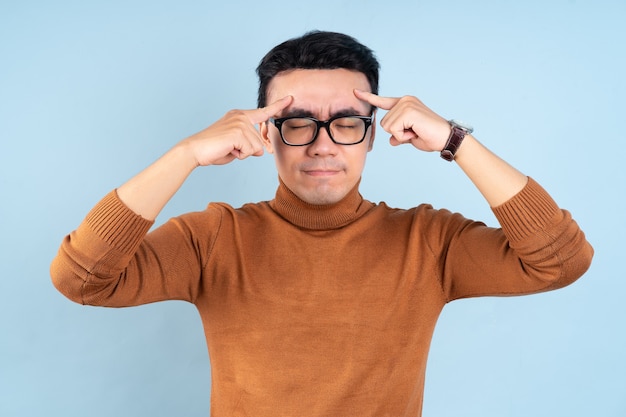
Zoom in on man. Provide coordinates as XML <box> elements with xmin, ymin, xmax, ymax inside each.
<box><xmin>51</xmin><ymin>31</ymin><xmax>593</xmax><ymax>416</ymax></box>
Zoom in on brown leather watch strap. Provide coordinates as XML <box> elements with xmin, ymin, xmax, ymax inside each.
<box><xmin>440</xmin><ymin>126</ymin><xmax>467</xmax><ymax>161</ymax></box>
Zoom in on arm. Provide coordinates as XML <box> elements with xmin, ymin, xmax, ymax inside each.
<box><xmin>354</xmin><ymin>90</ymin><xmax>593</xmax><ymax>291</ymax></box>
<box><xmin>118</xmin><ymin>96</ymin><xmax>292</xmax><ymax>220</ymax></box>
<box><xmin>354</xmin><ymin>91</ymin><xmax>526</xmax><ymax>207</ymax></box>
<box><xmin>51</xmin><ymin>97</ymin><xmax>292</xmax><ymax>305</ymax></box>
<box><xmin>433</xmin><ymin>178</ymin><xmax>593</xmax><ymax>300</ymax></box>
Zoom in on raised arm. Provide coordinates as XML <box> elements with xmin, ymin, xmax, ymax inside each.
<box><xmin>117</xmin><ymin>96</ymin><xmax>292</xmax><ymax>220</ymax></box>
<box><xmin>354</xmin><ymin>89</ymin><xmax>593</xmax><ymax>296</ymax></box>
<box><xmin>51</xmin><ymin>97</ymin><xmax>292</xmax><ymax>306</ymax></box>
<box><xmin>354</xmin><ymin>90</ymin><xmax>526</xmax><ymax>207</ymax></box>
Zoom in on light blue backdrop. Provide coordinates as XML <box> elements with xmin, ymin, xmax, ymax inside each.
<box><xmin>1</xmin><ymin>0</ymin><xmax>624</xmax><ymax>416</ymax></box>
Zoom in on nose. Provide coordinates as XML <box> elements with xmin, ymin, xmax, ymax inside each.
<box><xmin>307</xmin><ymin>125</ymin><xmax>338</xmax><ymax>157</ymax></box>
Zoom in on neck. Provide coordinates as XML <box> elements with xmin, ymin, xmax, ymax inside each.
<box><xmin>269</xmin><ymin>178</ymin><xmax>373</xmax><ymax>230</ymax></box>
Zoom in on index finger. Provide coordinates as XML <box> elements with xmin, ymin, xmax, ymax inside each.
<box><xmin>353</xmin><ymin>89</ymin><xmax>399</xmax><ymax>111</ymax></box>
<box><xmin>247</xmin><ymin>95</ymin><xmax>293</xmax><ymax>124</ymax></box>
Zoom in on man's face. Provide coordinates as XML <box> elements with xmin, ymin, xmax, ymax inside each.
<box><xmin>261</xmin><ymin>69</ymin><xmax>375</xmax><ymax>205</ymax></box>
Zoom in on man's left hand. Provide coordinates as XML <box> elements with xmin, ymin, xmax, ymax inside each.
<box><xmin>354</xmin><ymin>90</ymin><xmax>451</xmax><ymax>152</ymax></box>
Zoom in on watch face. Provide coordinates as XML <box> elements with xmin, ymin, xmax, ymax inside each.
<box><xmin>449</xmin><ymin>119</ymin><xmax>474</xmax><ymax>133</ymax></box>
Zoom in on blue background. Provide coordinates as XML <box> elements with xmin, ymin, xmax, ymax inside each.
<box><xmin>1</xmin><ymin>0</ymin><xmax>624</xmax><ymax>416</ymax></box>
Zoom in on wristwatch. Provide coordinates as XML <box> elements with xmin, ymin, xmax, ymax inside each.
<box><xmin>440</xmin><ymin>119</ymin><xmax>473</xmax><ymax>161</ymax></box>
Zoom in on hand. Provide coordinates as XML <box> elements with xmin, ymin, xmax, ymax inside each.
<box><xmin>181</xmin><ymin>96</ymin><xmax>293</xmax><ymax>166</ymax></box>
<box><xmin>354</xmin><ymin>90</ymin><xmax>451</xmax><ymax>152</ymax></box>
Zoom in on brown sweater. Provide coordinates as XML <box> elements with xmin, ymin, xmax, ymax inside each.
<box><xmin>51</xmin><ymin>178</ymin><xmax>593</xmax><ymax>417</ymax></box>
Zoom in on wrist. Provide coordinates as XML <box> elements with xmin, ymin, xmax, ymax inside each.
<box><xmin>174</xmin><ymin>139</ymin><xmax>204</xmax><ymax>169</ymax></box>
<box><xmin>451</xmin><ymin>133</ymin><xmax>474</xmax><ymax>162</ymax></box>
<box><xmin>440</xmin><ymin>120</ymin><xmax>473</xmax><ymax>162</ymax></box>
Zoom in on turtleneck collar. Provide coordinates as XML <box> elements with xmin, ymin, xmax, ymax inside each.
<box><xmin>269</xmin><ymin>178</ymin><xmax>375</xmax><ymax>231</ymax></box>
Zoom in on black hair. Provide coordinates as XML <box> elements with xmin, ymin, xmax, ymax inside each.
<box><xmin>256</xmin><ymin>30</ymin><xmax>380</xmax><ymax>108</ymax></box>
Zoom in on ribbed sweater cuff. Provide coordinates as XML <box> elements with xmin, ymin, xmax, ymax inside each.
<box><xmin>84</xmin><ymin>190</ymin><xmax>154</xmax><ymax>254</ymax></box>
<box><xmin>491</xmin><ymin>177</ymin><xmax>561</xmax><ymax>244</ymax></box>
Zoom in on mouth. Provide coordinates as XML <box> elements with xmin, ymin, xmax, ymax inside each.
<box><xmin>303</xmin><ymin>169</ymin><xmax>341</xmax><ymax>177</ymax></box>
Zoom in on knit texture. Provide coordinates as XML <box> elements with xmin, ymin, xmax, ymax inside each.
<box><xmin>51</xmin><ymin>177</ymin><xmax>593</xmax><ymax>416</ymax></box>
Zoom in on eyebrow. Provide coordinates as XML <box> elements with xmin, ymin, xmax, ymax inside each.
<box><xmin>281</xmin><ymin>106</ymin><xmax>368</xmax><ymax>119</ymax></box>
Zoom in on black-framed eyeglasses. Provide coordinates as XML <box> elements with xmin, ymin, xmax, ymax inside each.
<box><xmin>269</xmin><ymin>115</ymin><xmax>374</xmax><ymax>146</ymax></box>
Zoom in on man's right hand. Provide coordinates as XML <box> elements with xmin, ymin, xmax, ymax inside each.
<box><xmin>116</xmin><ymin>96</ymin><xmax>292</xmax><ymax>220</ymax></box>
<box><xmin>180</xmin><ymin>96</ymin><xmax>293</xmax><ymax>167</ymax></box>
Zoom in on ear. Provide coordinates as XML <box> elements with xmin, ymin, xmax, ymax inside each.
<box><xmin>260</xmin><ymin>121</ymin><xmax>275</xmax><ymax>154</ymax></box>
<box><xmin>367</xmin><ymin>110</ymin><xmax>377</xmax><ymax>152</ymax></box>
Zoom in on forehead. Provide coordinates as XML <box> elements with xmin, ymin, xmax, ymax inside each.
<box><xmin>266</xmin><ymin>69</ymin><xmax>371</xmax><ymax>117</ymax></box>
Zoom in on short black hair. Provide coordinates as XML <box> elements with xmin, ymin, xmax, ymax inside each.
<box><xmin>256</xmin><ymin>30</ymin><xmax>380</xmax><ymax>108</ymax></box>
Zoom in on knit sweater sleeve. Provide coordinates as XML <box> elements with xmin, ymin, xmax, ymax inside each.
<box><xmin>439</xmin><ymin>177</ymin><xmax>593</xmax><ymax>301</ymax></box>
<box><xmin>50</xmin><ymin>190</ymin><xmax>218</xmax><ymax>307</ymax></box>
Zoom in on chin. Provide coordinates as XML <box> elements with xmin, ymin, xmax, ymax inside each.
<box><xmin>298</xmin><ymin>186</ymin><xmax>348</xmax><ymax>205</ymax></box>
